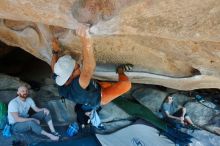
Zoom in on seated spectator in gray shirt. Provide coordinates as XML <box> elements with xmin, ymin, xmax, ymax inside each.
<box><xmin>8</xmin><ymin>86</ymin><xmax>59</xmax><ymax>141</ymax></box>
<box><xmin>162</xmin><ymin>94</ymin><xmax>194</xmax><ymax>126</ymax></box>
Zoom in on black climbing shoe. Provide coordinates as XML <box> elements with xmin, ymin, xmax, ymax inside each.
<box><xmin>116</xmin><ymin>64</ymin><xmax>133</xmax><ymax>73</ymax></box>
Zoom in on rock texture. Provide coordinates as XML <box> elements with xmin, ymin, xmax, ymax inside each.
<box><xmin>132</xmin><ymin>87</ymin><xmax>167</xmax><ymax>114</ymax></box>
<box><xmin>133</xmin><ymin>87</ymin><xmax>220</xmax><ymax>135</ymax></box>
<box><xmin>0</xmin><ymin>74</ymin><xmax>32</xmax><ymax>103</ymax></box>
<box><xmin>187</xmin><ymin>129</ymin><xmax>220</xmax><ymax>146</ymax></box>
<box><xmin>0</xmin><ymin>73</ymin><xmax>30</xmax><ymax>90</ymax></box>
<box><xmin>0</xmin><ymin>0</ymin><xmax>220</xmax><ymax>90</ymax></box>
<box><xmin>185</xmin><ymin>101</ymin><xmax>220</xmax><ymax>135</ymax></box>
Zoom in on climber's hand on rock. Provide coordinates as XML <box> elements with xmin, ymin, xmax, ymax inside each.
<box><xmin>51</xmin><ymin>37</ymin><xmax>61</xmax><ymax>52</ymax></box>
<box><xmin>76</xmin><ymin>24</ymin><xmax>92</xmax><ymax>48</ymax></box>
<box><xmin>76</xmin><ymin>24</ymin><xmax>91</xmax><ymax>40</ymax></box>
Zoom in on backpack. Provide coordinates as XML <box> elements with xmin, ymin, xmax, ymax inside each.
<box><xmin>0</xmin><ymin>101</ymin><xmax>7</xmax><ymax>129</ymax></box>
<box><xmin>75</xmin><ymin>104</ymin><xmax>90</xmax><ymax>126</ymax></box>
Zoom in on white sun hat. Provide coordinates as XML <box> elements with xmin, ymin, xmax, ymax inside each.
<box><xmin>54</xmin><ymin>55</ymin><xmax>76</xmax><ymax>86</ymax></box>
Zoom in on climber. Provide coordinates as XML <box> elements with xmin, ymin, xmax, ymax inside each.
<box><xmin>8</xmin><ymin>86</ymin><xmax>60</xmax><ymax>141</ymax></box>
<box><xmin>50</xmin><ymin>24</ymin><xmax>133</xmax><ymax>111</ymax></box>
<box><xmin>161</xmin><ymin>94</ymin><xmax>195</xmax><ymax>127</ymax></box>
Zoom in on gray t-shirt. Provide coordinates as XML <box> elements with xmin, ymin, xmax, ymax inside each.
<box><xmin>162</xmin><ymin>102</ymin><xmax>178</xmax><ymax>118</ymax></box>
<box><xmin>8</xmin><ymin>97</ymin><xmax>36</xmax><ymax>124</ymax></box>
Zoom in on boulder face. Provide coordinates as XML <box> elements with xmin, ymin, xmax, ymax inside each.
<box><xmin>185</xmin><ymin>101</ymin><xmax>220</xmax><ymax>135</ymax></box>
<box><xmin>132</xmin><ymin>87</ymin><xmax>220</xmax><ymax>135</ymax></box>
<box><xmin>0</xmin><ymin>74</ymin><xmax>32</xmax><ymax>103</ymax></box>
<box><xmin>0</xmin><ymin>0</ymin><xmax>220</xmax><ymax>90</ymax></box>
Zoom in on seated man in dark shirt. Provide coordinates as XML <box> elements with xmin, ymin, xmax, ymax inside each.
<box><xmin>162</xmin><ymin>94</ymin><xmax>194</xmax><ymax>126</ymax></box>
<box><xmin>50</xmin><ymin>24</ymin><xmax>132</xmax><ymax>110</ymax></box>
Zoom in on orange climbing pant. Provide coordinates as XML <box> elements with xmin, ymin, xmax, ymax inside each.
<box><xmin>99</xmin><ymin>73</ymin><xmax>131</xmax><ymax>105</ymax></box>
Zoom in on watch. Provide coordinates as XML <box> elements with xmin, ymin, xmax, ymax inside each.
<box><xmin>52</xmin><ymin>50</ymin><xmax>59</xmax><ymax>55</ymax></box>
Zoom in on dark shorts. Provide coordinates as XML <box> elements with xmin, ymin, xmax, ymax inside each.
<box><xmin>173</xmin><ymin>109</ymin><xmax>188</xmax><ymax>117</ymax></box>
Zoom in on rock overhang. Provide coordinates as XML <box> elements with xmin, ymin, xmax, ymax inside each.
<box><xmin>0</xmin><ymin>0</ymin><xmax>220</xmax><ymax>90</ymax></box>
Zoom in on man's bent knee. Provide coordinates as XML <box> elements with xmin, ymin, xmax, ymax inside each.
<box><xmin>45</xmin><ymin>114</ymin><xmax>52</xmax><ymax>123</ymax></box>
<box><xmin>121</xmin><ymin>81</ymin><xmax>132</xmax><ymax>92</ymax></box>
<box><xmin>182</xmin><ymin>107</ymin><xmax>186</xmax><ymax>112</ymax></box>
<box><xmin>45</xmin><ymin>109</ymin><xmax>50</xmax><ymax>115</ymax></box>
<box><xmin>27</xmin><ymin>120</ymin><xmax>39</xmax><ymax>127</ymax></box>
<box><xmin>27</xmin><ymin>120</ymin><xmax>36</xmax><ymax>125</ymax></box>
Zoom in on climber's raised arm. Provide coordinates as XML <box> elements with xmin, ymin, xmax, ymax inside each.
<box><xmin>50</xmin><ymin>38</ymin><xmax>61</xmax><ymax>73</ymax></box>
<box><xmin>76</xmin><ymin>25</ymin><xmax>96</xmax><ymax>89</ymax></box>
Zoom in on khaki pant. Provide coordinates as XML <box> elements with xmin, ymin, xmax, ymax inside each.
<box><xmin>12</xmin><ymin>111</ymin><xmax>52</xmax><ymax>135</ymax></box>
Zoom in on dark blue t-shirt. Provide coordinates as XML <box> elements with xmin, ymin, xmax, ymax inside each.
<box><xmin>53</xmin><ymin>74</ymin><xmax>101</xmax><ymax>108</ymax></box>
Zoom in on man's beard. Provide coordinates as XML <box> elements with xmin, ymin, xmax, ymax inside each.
<box><xmin>18</xmin><ymin>93</ymin><xmax>28</xmax><ymax>99</ymax></box>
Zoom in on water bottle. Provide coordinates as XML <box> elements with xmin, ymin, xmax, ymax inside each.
<box><xmin>2</xmin><ymin>124</ymin><xmax>11</xmax><ymax>137</ymax></box>
<box><xmin>195</xmin><ymin>95</ymin><xmax>205</xmax><ymax>102</ymax></box>
<box><xmin>66</xmin><ymin>122</ymin><xmax>79</xmax><ymax>137</ymax></box>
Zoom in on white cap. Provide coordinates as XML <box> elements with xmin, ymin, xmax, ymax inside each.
<box><xmin>54</xmin><ymin>55</ymin><xmax>76</xmax><ymax>86</ymax></box>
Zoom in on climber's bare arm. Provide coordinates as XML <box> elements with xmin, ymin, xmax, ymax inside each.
<box><xmin>76</xmin><ymin>25</ymin><xmax>96</xmax><ymax>89</ymax></box>
<box><xmin>51</xmin><ymin>38</ymin><xmax>61</xmax><ymax>73</ymax></box>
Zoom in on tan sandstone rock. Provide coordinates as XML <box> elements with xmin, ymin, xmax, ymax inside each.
<box><xmin>0</xmin><ymin>0</ymin><xmax>220</xmax><ymax>90</ymax></box>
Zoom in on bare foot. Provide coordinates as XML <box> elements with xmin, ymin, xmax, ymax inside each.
<box><xmin>48</xmin><ymin>133</ymin><xmax>59</xmax><ymax>141</ymax></box>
